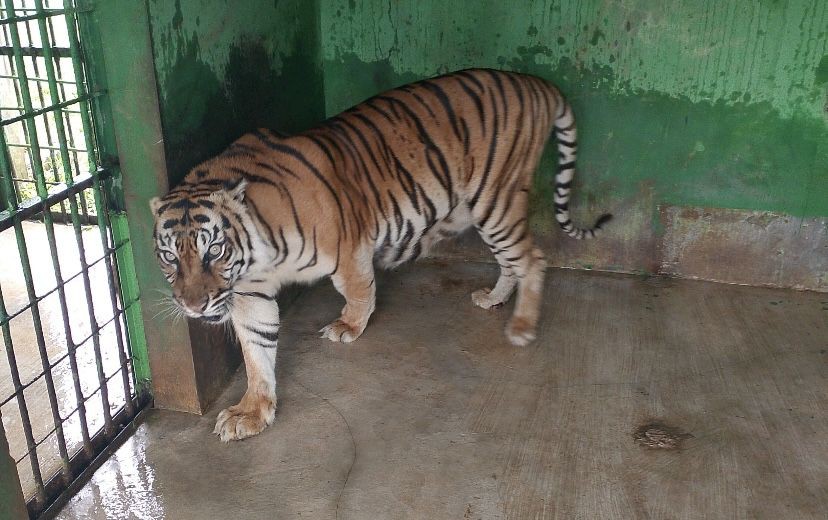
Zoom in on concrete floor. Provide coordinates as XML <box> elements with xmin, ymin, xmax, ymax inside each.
<box><xmin>57</xmin><ymin>261</ymin><xmax>827</xmax><ymax>519</ymax></box>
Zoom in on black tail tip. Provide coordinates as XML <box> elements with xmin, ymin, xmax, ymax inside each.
<box><xmin>594</xmin><ymin>213</ymin><xmax>613</xmax><ymax>229</ymax></box>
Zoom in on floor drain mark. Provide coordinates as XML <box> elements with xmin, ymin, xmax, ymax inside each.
<box><xmin>633</xmin><ymin>422</ymin><xmax>692</xmax><ymax>449</ymax></box>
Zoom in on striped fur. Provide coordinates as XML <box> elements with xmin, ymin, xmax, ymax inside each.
<box><xmin>151</xmin><ymin>69</ymin><xmax>610</xmax><ymax>441</ymax></box>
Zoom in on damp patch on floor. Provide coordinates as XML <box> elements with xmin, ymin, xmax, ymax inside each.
<box><xmin>633</xmin><ymin>421</ymin><xmax>693</xmax><ymax>449</ymax></box>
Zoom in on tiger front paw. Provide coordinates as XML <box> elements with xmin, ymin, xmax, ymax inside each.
<box><xmin>214</xmin><ymin>394</ymin><xmax>277</xmax><ymax>442</ymax></box>
<box><xmin>319</xmin><ymin>318</ymin><xmax>364</xmax><ymax>343</ymax></box>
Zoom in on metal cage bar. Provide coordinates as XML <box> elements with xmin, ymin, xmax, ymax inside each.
<box><xmin>0</xmin><ymin>0</ymin><xmax>150</xmax><ymax>516</ymax></box>
<box><xmin>2</xmin><ymin>1</ymin><xmax>74</xmax><ymax>492</ymax></box>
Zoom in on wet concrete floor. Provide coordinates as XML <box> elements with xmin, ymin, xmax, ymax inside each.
<box><xmin>0</xmin><ymin>222</ymin><xmax>132</xmax><ymax>500</ymax></box>
<box><xmin>57</xmin><ymin>261</ymin><xmax>827</xmax><ymax>519</ymax></box>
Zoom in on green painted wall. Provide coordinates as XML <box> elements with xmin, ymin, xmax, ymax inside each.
<box><xmin>147</xmin><ymin>0</ymin><xmax>326</xmax><ymax>182</ymax></box>
<box><xmin>320</xmin><ymin>0</ymin><xmax>828</xmax><ymax>236</ymax></box>
<box><xmin>140</xmin><ymin>0</ymin><xmax>826</xmax><ymax>285</ymax></box>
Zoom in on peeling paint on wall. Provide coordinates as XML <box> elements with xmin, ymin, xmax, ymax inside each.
<box><xmin>323</xmin><ymin>0</ymin><xmax>828</xmax><ymax>119</ymax></box>
<box><xmin>150</xmin><ymin>0</ymin><xmax>308</xmax><ymax>96</ymax></box>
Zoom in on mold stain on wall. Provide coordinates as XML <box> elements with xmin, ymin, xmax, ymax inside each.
<box><xmin>147</xmin><ymin>0</ymin><xmax>326</xmax><ymax>183</ymax></box>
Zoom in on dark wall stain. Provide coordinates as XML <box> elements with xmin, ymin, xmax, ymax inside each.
<box><xmin>159</xmin><ymin>37</ymin><xmax>324</xmax><ymax>182</ymax></box>
<box><xmin>150</xmin><ymin>0</ymin><xmax>325</xmax><ymax>184</ymax></box>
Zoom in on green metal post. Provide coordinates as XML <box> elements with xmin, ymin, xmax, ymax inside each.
<box><xmin>2</xmin><ymin>0</ymin><xmax>73</xmax><ymax>483</ymax></box>
<box><xmin>63</xmin><ymin>0</ymin><xmax>152</xmax><ymax>399</ymax></box>
<box><xmin>76</xmin><ymin>0</ymin><xmax>209</xmax><ymax>413</ymax></box>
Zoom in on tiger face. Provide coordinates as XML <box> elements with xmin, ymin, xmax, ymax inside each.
<box><xmin>150</xmin><ymin>180</ymin><xmax>250</xmax><ymax>323</ymax></box>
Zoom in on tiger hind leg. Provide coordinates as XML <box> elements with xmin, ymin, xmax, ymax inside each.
<box><xmin>502</xmin><ymin>246</ymin><xmax>546</xmax><ymax>346</ymax></box>
<box><xmin>474</xmin><ymin>194</ymin><xmax>546</xmax><ymax>346</ymax></box>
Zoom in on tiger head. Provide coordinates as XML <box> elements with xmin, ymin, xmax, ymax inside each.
<box><xmin>150</xmin><ymin>179</ymin><xmax>251</xmax><ymax>323</ymax></box>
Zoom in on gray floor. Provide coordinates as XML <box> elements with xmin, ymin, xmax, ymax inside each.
<box><xmin>57</xmin><ymin>261</ymin><xmax>828</xmax><ymax>519</ymax></box>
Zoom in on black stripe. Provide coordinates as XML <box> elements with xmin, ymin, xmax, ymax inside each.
<box><xmin>274</xmin><ymin>183</ymin><xmax>305</xmax><ymax>259</ymax></box>
<box><xmin>420</xmin><ymin>80</ymin><xmax>462</xmax><ymax>141</ymax></box>
<box><xmin>394</xmin><ymin>220</ymin><xmax>415</xmax><ymax>262</ymax></box>
<box><xmin>455</xmin><ymin>69</ymin><xmax>486</xmax><ymax>92</ymax></box>
<box><xmin>496</xmin><ymin>228</ymin><xmax>528</xmax><ymax>252</ymax></box>
<box><xmin>308</xmin><ymin>131</ymin><xmax>365</xmax><ymax>220</ymax></box>
<box><xmin>228</xmin><ymin>166</ymin><xmax>282</xmax><ymax>189</ymax></box>
<box><xmin>389</xmin><ymin>195</ymin><xmax>404</xmax><ymax>236</ymax></box>
<box><xmin>454</xmin><ymin>74</ymin><xmax>486</xmax><ymax>133</ymax></box>
<box><xmin>485</xmin><ymin>70</ymin><xmax>508</xmax><ymax>123</ymax></box>
<box><xmin>245</xmin><ymin>198</ymin><xmax>274</xmax><ymax>253</ymax></box>
<box><xmin>459</xmin><ymin>117</ymin><xmax>470</xmax><ymax>154</ymax></box>
<box><xmin>274</xmin><ymin>227</ymin><xmax>289</xmax><ymax>266</ymax></box>
<box><xmin>558</xmin><ymin>161</ymin><xmax>576</xmax><ymax>171</ymax></box>
<box><xmin>376</xmin><ymin>96</ymin><xmax>453</xmax><ymax>196</ymax></box>
<box><xmin>555</xmin><ymin>118</ymin><xmax>575</xmax><ymax>132</ymax></box>
<box><xmin>298</xmin><ymin>228</ymin><xmax>318</xmax><ymax>271</ymax></box>
<box><xmin>400</xmin><ymin>85</ymin><xmax>437</xmax><ymax>118</ymax></box>
<box><xmin>364</xmin><ymin>100</ymin><xmax>395</xmax><ymax>125</ymax></box>
<box><xmin>470</xmin><ymin>88</ymin><xmax>500</xmax><ymax>207</ymax></box>
<box><xmin>255</xmin><ymin>161</ymin><xmax>301</xmax><ymax>180</ymax></box>
<box><xmin>246</xmin><ymin>325</ymin><xmax>280</xmax><ymax>344</ymax></box>
<box><xmin>491</xmin><ymin>217</ymin><xmax>526</xmax><ymax>243</ymax></box>
<box><xmin>253</xmin><ymin>130</ymin><xmax>348</xmax><ymax>237</ymax></box>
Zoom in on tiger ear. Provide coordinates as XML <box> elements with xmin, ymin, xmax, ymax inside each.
<box><xmin>227</xmin><ymin>178</ymin><xmax>247</xmax><ymax>204</ymax></box>
<box><xmin>149</xmin><ymin>196</ymin><xmax>163</xmax><ymax>214</ymax></box>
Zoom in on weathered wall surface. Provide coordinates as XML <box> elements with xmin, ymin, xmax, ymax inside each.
<box><xmin>321</xmin><ymin>0</ymin><xmax>828</xmax><ymax>290</ymax></box>
<box><xmin>148</xmin><ymin>0</ymin><xmax>326</xmax><ymax>182</ymax></box>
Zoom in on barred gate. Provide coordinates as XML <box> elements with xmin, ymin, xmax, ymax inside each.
<box><xmin>0</xmin><ymin>0</ymin><xmax>150</xmax><ymax>517</ymax></box>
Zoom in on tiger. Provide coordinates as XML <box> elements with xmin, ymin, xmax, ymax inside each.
<box><xmin>150</xmin><ymin>68</ymin><xmax>610</xmax><ymax>441</ymax></box>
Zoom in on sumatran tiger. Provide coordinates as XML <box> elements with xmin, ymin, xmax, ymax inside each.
<box><xmin>151</xmin><ymin>69</ymin><xmax>611</xmax><ymax>441</ymax></box>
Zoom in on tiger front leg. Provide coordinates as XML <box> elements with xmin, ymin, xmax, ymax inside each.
<box><xmin>320</xmin><ymin>248</ymin><xmax>376</xmax><ymax>343</ymax></box>
<box><xmin>215</xmin><ymin>294</ymin><xmax>280</xmax><ymax>442</ymax></box>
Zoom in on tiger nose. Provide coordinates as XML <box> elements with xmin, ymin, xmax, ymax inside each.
<box><xmin>173</xmin><ymin>289</ymin><xmax>208</xmax><ymax>312</ymax></box>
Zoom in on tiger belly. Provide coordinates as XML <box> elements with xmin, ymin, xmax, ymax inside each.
<box><xmin>374</xmin><ymin>203</ymin><xmax>473</xmax><ymax>268</ymax></box>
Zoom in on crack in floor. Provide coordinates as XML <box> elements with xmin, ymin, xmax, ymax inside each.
<box><xmin>293</xmin><ymin>379</ymin><xmax>357</xmax><ymax>520</ymax></box>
